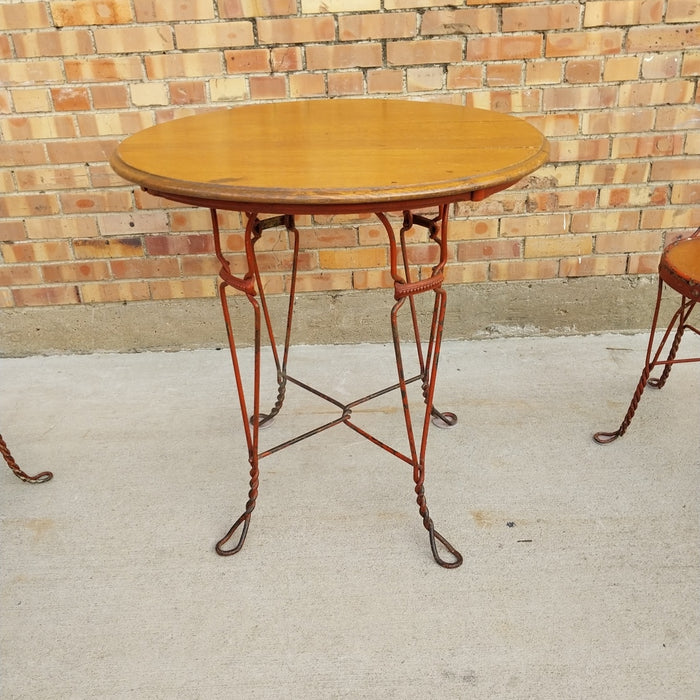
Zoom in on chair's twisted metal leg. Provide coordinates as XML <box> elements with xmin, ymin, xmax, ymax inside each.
<box><xmin>594</xmin><ymin>279</ymin><xmax>696</xmax><ymax>444</ymax></box>
<box><xmin>0</xmin><ymin>433</ymin><xmax>53</xmax><ymax>484</ymax></box>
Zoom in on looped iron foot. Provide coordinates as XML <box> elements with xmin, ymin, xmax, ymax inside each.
<box><xmin>593</xmin><ymin>430</ymin><xmax>622</xmax><ymax>445</ymax></box>
<box><xmin>215</xmin><ymin>514</ymin><xmax>251</xmax><ymax>556</ymax></box>
<box><xmin>430</xmin><ymin>409</ymin><xmax>458</xmax><ymax>429</ymax></box>
<box><xmin>427</xmin><ymin>521</ymin><xmax>463</xmax><ymax>568</ymax></box>
<box><xmin>1</xmin><ymin>434</ymin><xmax>53</xmax><ymax>483</ymax></box>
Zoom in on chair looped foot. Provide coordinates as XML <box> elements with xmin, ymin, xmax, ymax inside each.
<box><xmin>215</xmin><ymin>515</ymin><xmax>251</xmax><ymax>556</ymax></box>
<box><xmin>18</xmin><ymin>470</ymin><xmax>53</xmax><ymax>483</ymax></box>
<box><xmin>428</xmin><ymin>522</ymin><xmax>463</xmax><ymax>569</ymax></box>
<box><xmin>593</xmin><ymin>430</ymin><xmax>622</xmax><ymax>445</ymax></box>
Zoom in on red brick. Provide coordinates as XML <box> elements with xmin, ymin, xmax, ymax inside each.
<box><xmin>145</xmin><ymin>53</ymin><xmax>223</xmax><ymax>80</ymax></box>
<box><xmin>51</xmin><ymin>87</ymin><xmax>91</xmax><ymax>111</ymax></box>
<box><xmin>1</xmin><ymin>240</ymin><xmax>72</xmax><ymax>263</ymax></box>
<box><xmin>98</xmin><ymin>212</ymin><xmax>169</xmax><ymax>237</ymax></box>
<box><xmin>1</xmin><ymin>115</ymin><xmax>77</xmax><ymax>141</ymax></box>
<box><xmin>26</xmin><ymin>216</ymin><xmax>98</xmax><ymax>239</ymax></box>
<box><xmin>249</xmin><ymin>75</ymin><xmax>287</xmax><ymax>99</ymax></box>
<box><xmin>145</xmin><ymin>234</ymin><xmax>213</xmax><ymax>256</ymax></box>
<box><xmin>388</xmin><ymin>39</ymin><xmax>464</xmax><ymax>65</ymax></box>
<box><xmin>0</xmin><ymin>142</ymin><xmax>47</xmax><ymax>168</ymax></box>
<box><xmin>0</xmin><ymin>59</ymin><xmax>64</xmax><ymax>85</ymax></box>
<box><xmin>501</xmin><ymin>214</ymin><xmax>569</xmax><ymax>238</ymax></box>
<box><xmin>174</xmin><ymin>22</ymin><xmax>254</xmax><ymax>50</ymax></box>
<box><xmin>466</xmin><ymin>35</ymin><xmax>541</xmax><ymax>61</ymax></box>
<box><xmin>650</xmin><ymin>159</ymin><xmax>698</xmax><ymax>182</ymax></box>
<box><xmin>65</xmin><ymin>57</ymin><xmax>144</xmax><ymax>82</ymax></box>
<box><xmin>91</xmin><ymin>85</ymin><xmax>129</xmax><ymax>109</ymax></box>
<box><xmin>73</xmin><ymin>237</ymin><xmax>144</xmax><ymax>259</ymax></box>
<box><xmin>13</xmin><ymin>286</ymin><xmax>81</xmax><ymax>307</ymax></box>
<box><xmin>559</xmin><ymin>255</ymin><xmax>627</xmax><ymax>277</ymax></box>
<box><xmin>525</xmin><ymin>60</ymin><xmax>564</xmax><ymax>85</ymax></box>
<box><xmin>490</xmin><ymin>259</ymin><xmax>559</xmax><ymax>281</ymax></box>
<box><xmin>367</xmin><ymin>69</ymin><xmax>405</xmax><ymax>94</ymax></box>
<box><xmin>0</xmin><ymin>35</ymin><xmax>11</xmax><ymax>60</ymax></box>
<box><xmin>671</xmin><ymin>183</ymin><xmax>700</xmax><ymax>205</ymax></box>
<box><xmin>618</xmin><ymin>81</ymin><xmax>695</xmax><ymax>107</ymax></box>
<box><xmin>0</xmin><ymin>221</ymin><xmax>27</xmax><ymax>242</ymax></box>
<box><xmin>565</xmin><ymin>59</ymin><xmax>603</xmax><ymax>84</ymax></box>
<box><xmin>220</xmin><ymin>0</ymin><xmax>296</xmax><ymax>17</ymax></box>
<box><xmin>0</xmin><ymin>264</ymin><xmax>42</xmax><ymax>286</ymax></box>
<box><xmin>486</xmin><ymin>63</ymin><xmax>523</xmax><ymax>87</ymax></box>
<box><xmin>595</xmin><ymin>230</ymin><xmax>663</xmax><ymax>254</ymax></box>
<box><xmin>13</xmin><ymin>29</ymin><xmax>94</xmax><ymax>57</ymax></box>
<box><xmin>80</xmin><ymin>281</ymin><xmax>150</xmax><ymax>303</ymax></box>
<box><xmin>307</xmin><ymin>44</ymin><xmax>382</xmax><ymax>70</ymax></box>
<box><xmin>271</xmin><ymin>47</ymin><xmax>302</xmax><ymax>72</ymax></box>
<box><xmin>579</xmin><ymin>162</ymin><xmax>650</xmax><ymax>186</ymax></box>
<box><xmin>666</xmin><ymin>0</ymin><xmax>699</xmax><ymax>22</ymax></box>
<box><xmin>289</xmin><ymin>73</ymin><xmax>326</xmax><ymax>98</ymax></box>
<box><xmin>111</xmin><ymin>258</ymin><xmax>180</xmax><ymax>279</ymax></box>
<box><xmin>257</xmin><ymin>16</ymin><xmax>335</xmax><ymax>44</ymax></box>
<box><xmin>642</xmin><ymin>54</ymin><xmax>682</xmax><ymax>79</ymax></box>
<box><xmin>134</xmin><ymin>0</ymin><xmax>215</xmax><ymax>22</ymax></box>
<box><xmin>0</xmin><ymin>194</ymin><xmax>60</xmax><ymax>218</ymax></box>
<box><xmin>447</xmin><ymin>64</ymin><xmax>483</xmax><ymax>89</ymax></box>
<box><xmin>16</xmin><ymin>165</ymin><xmax>90</xmax><ymax>192</ymax></box>
<box><xmin>46</xmin><ymin>139</ymin><xmax>119</xmax><ymax>164</ymax></box>
<box><xmin>582</xmin><ymin>109</ymin><xmax>655</xmax><ymax>135</ymax></box>
<box><xmin>546</xmin><ymin>30</ymin><xmax>622</xmax><ymax>57</ymax></box>
<box><xmin>168</xmin><ymin>81</ymin><xmax>207</xmax><ymax>105</ymax></box>
<box><xmin>42</xmin><ymin>261</ymin><xmax>111</xmax><ymax>283</ymax></box>
<box><xmin>503</xmin><ymin>4</ymin><xmax>579</xmax><ymax>31</ymax></box>
<box><xmin>422</xmin><ymin>8</ymin><xmax>498</xmax><ymax>35</ymax></box>
<box><xmin>328</xmin><ymin>72</ymin><xmax>365</xmax><ymax>96</ymax></box>
<box><xmin>611</xmin><ymin>134</ymin><xmax>685</xmax><ymax>159</ymax></box>
<box><xmin>584</xmin><ymin>0</ymin><xmax>664</xmax><ymax>26</ymax></box>
<box><xmin>628</xmin><ymin>24</ymin><xmax>700</xmax><ymax>52</ymax></box>
<box><xmin>94</xmin><ymin>25</ymin><xmax>174</xmax><ymax>53</ymax></box>
<box><xmin>570</xmin><ymin>211</ymin><xmax>640</xmax><ymax>233</ymax></box>
<box><xmin>0</xmin><ymin>2</ymin><xmax>51</xmax><ymax>30</ymax></box>
<box><xmin>340</xmin><ymin>12</ymin><xmax>416</xmax><ymax>40</ymax></box>
<box><xmin>50</xmin><ymin>0</ymin><xmax>134</xmax><ymax>26</ymax></box>
<box><xmin>60</xmin><ymin>191</ymin><xmax>133</xmax><ymax>214</ymax></box>
<box><xmin>407</xmin><ymin>66</ymin><xmax>444</xmax><ymax>92</ymax></box>
<box><xmin>458</xmin><ymin>239</ymin><xmax>522</xmax><ymax>261</ymax></box>
<box><xmin>467</xmin><ymin>89</ymin><xmax>541</xmax><ymax>114</ymax></box>
<box><xmin>543</xmin><ymin>85</ymin><xmax>617</xmax><ymax>111</ymax></box>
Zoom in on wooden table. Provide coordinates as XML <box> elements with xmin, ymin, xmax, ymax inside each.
<box><xmin>111</xmin><ymin>99</ymin><xmax>548</xmax><ymax>568</ymax></box>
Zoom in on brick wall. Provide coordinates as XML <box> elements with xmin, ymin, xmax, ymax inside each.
<box><xmin>1</xmin><ymin>0</ymin><xmax>698</xmax><ymax>311</ymax></box>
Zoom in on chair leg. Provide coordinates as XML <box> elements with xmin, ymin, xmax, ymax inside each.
<box><xmin>1</xmin><ymin>433</ymin><xmax>53</xmax><ymax>483</ymax></box>
<box><xmin>594</xmin><ymin>279</ymin><xmax>666</xmax><ymax>444</ymax></box>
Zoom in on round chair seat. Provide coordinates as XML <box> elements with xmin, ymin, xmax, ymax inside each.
<box><xmin>659</xmin><ymin>236</ymin><xmax>700</xmax><ymax>300</ymax></box>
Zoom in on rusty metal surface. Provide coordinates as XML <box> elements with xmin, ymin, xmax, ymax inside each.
<box><xmin>594</xmin><ymin>228</ymin><xmax>700</xmax><ymax>444</ymax></box>
<box><xmin>0</xmin><ymin>433</ymin><xmax>53</xmax><ymax>484</ymax></box>
<box><xmin>211</xmin><ymin>207</ymin><xmax>462</xmax><ymax>568</ymax></box>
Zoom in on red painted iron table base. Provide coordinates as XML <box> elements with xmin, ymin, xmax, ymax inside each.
<box><xmin>212</xmin><ymin>205</ymin><xmax>463</xmax><ymax>568</ymax></box>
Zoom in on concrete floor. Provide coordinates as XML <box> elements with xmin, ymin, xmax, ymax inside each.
<box><xmin>1</xmin><ymin>334</ymin><xmax>698</xmax><ymax>699</ymax></box>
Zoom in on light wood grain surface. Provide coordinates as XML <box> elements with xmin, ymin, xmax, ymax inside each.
<box><xmin>111</xmin><ymin>99</ymin><xmax>548</xmax><ymax>213</ymax></box>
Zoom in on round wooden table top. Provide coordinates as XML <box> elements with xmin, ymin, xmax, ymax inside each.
<box><xmin>111</xmin><ymin>99</ymin><xmax>549</xmax><ymax>214</ymax></box>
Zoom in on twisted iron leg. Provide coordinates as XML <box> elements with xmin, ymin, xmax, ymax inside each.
<box><xmin>1</xmin><ymin>433</ymin><xmax>53</xmax><ymax>483</ymax></box>
<box><xmin>383</xmin><ymin>206</ymin><xmax>462</xmax><ymax>568</ymax></box>
<box><xmin>390</xmin><ymin>289</ymin><xmax>462</xmax><ymax>568</ymax></box>
<box><xmin>594</xmin><ymin>279</ymin><xmax>695</xmax><ymax>444</ymax></box>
